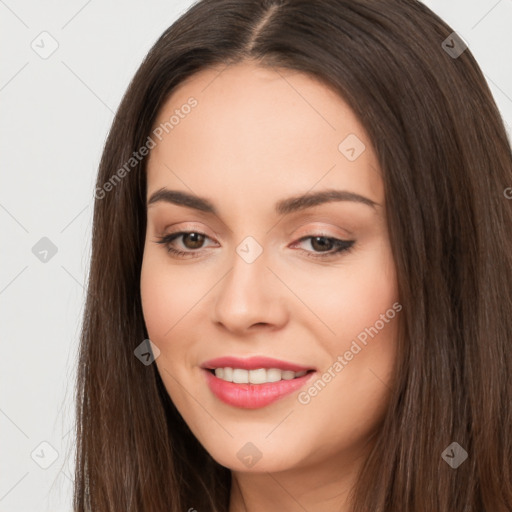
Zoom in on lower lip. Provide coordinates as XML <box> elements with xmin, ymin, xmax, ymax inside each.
<box><xmin>202</xmin><ymin>369</ymin><xmax>315</xmax><ymax>409</ymax></box>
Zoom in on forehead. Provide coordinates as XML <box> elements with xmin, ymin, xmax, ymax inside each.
<box><xmin>146</xmin><ymin>61</ymin><xmax>383</xmax><ymax>210</ymax></box>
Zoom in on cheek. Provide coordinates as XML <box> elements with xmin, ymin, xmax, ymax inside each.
<box><xmin>140</xmin><ymin>265</ymin><xmax>172</xmax><ymax>341</ymax></box>
<box><xmin>333</xmin><ymin>264</ymin><xmax>398</xmax><ymax>347</ymax></box>
<box><xmin>140</xmin><ymin>252</ymin><xmax>201</xmax><ymax>342</ymax></box>
<box><xmin>293</xmin><ymin>241</ymin><xmax>399</xmax><ymax>418</ymax></box>
<box><xmin>284</xmin><ymin>241</ymin><xmax>398</xmax><ymax>352</ymax></box>
<box><xmin>300</xmin><ymin>246</ymin><xmax>399</xmax><ymax>434</ymax></box>
<box><xmin>140</xmin><ymin>255</ymin><xmax>201</xmax><ymax>405</ymax></box>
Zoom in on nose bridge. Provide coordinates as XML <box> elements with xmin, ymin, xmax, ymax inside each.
<box><xmin>212</xmin><ymin>234</ymin><xmax>285</xmax><ymax>331</ymax></box>
<box><xmin>221</xmin><ymin>235</ymin><xmax>271</xmax><ymax>309</ymax></box>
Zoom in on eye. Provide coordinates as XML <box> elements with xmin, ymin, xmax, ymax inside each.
<box><xmin>291</xmin><ymin>235</ymin><xmax>355</xmax><ymax>259</ymax></box>
<box><xmin>155</xmin><ymin>231</ymin><xmax>215</xmax><ymax>258</ymax></box>
<box><xmin>154</xmin><ymin>231</ymin><xmax>355</xmax><ymax>260</ymax></box>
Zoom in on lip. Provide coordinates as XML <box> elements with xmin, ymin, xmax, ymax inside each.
<box><xmin>201</xmin><ymin>355</ymin><xmax>315</xmax><ymax>372</ymax></box>
<box><xmin>202</xmin><ymin>368</ymin><xmax>316</xmax><ymax>409</ymax></box>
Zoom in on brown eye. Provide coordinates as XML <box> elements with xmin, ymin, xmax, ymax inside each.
<box><xmin>309</xmin><ymin>236</ymin><xmax>335</xmax><ymax>252</ymax></box>
<box><xmin>181</xmin><ymin>232</ymin><xmax>206</xmax><ymax>249</ymax></box>
<box><xmin>155</xmin><ymin>231</ymin><xmax>354</xmax><ymax>260</ymax></box>
<box><xmin>292</xmin><ymin>235</ymin><xmax>355</xmax><ymax>259</ymax></box>
<box><xmin>155</xmin><ymin>230</ymin><xmax>216</xmax><ymax>259</ymax></box>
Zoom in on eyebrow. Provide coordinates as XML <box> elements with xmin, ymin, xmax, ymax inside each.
<box><xmin>147</xmin><ymin>187</ymin><xmax>379</xmax><ymax>215</ymax></box>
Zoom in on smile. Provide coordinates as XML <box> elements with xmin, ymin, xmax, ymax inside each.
<box><xmin>211</xmin><ymin>367</ymin><xmax>309</xmax><ymax>383</ymax></box>
<box><xmin>201</xmin><ymin>356</ymin><xmax>316</xmax><ymax>409</ymax></box>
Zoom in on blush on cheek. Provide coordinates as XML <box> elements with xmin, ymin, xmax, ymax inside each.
<box><xmin>141</xmin><ymin>265</ymin><xmax>205</xmax><ymax>347</ymax></box>
<box><xmin>326</xmin><ymin>287</ymin><xmax>398</xmax><ymax>346</ymax></box>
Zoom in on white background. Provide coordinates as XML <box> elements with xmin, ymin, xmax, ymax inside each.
<box><xmin>1</xmin><ymin>1</ymin><xmax>511</xmax><ymax>510</ymax></box>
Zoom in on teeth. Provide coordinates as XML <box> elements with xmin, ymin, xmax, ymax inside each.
<box><xmin>266</xmin><ymin>368</ymin><xmax>282</xmax><ymax>382</ymax></box>
<box><xmin>212</xmin><ymin>367</ymin><xmax>309</xmax><ymax>384</ymax></box>
<box><xmin>248</xmin><ymin>368</ymin><xmax>266</xmax><ymax>384</ymax></box>
<box><xmin>232</xmin><ymin>368</ymin><xmax>249</xmax><ymax>384</ymax></box>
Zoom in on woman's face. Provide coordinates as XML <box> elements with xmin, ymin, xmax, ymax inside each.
<box><xmin>140</xmin><ymin>61</ymin><xmax>399</xmax><ymax>474</ymax></box>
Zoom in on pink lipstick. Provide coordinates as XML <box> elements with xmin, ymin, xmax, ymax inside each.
<box><xmin>201</xmin><ymin>356</ymin><xmax>316</xmax><ymax>409</ymax></box>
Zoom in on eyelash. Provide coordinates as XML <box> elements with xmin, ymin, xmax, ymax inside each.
<box><xmin>155</xmin><ymin>231</ymin><xmax>355</xmax><ymax>260</ymax></box>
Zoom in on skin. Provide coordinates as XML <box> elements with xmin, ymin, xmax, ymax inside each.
<box><xmin>140</xmin><ymin>60</ymin><xmax>400</xmax><ymax>512</ymax></box>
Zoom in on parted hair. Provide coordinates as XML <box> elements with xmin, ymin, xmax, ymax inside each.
<box><xmin>74</xmin><ymin>1</ymin><xmax>512</xmax><ymax>510</ymax></box>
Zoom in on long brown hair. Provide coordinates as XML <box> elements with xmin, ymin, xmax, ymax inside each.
<box><xmin>74</xmin><ymin>0</ymin><xmax>512</xmax><ymax>510</ymax></box>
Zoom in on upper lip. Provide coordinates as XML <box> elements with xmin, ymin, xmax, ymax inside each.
<box><xmin>201</xmin><ymin>356</ymin><xmax>316</xmax><ymax>372</ymax></box>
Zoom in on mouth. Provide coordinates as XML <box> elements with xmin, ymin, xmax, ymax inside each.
<box><xmin>205</xmin><ymin>367</ymin><xmax>315</xmax><ymax>384</ymax></box>
<box><xmin>200</xmin><ymin>356</ymin><xmax>317</xmax><ymax>409</ymax></box>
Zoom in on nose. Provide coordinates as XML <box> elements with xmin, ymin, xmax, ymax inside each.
<box><xmin>211</xmin><ymin>246</ymin><xmax>288</xmax><ymax>335</ymax></box>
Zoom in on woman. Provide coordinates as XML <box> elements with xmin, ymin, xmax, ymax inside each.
<box><xmin>74</xmin><ymin>0</ymin><xmax>512</xmax><ymax>510</ymax></box>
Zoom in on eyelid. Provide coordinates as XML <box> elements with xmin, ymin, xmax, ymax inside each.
<box><xmin>291</xmin><ymin>222</ymin><xmax>352</xmax><ymax>241</ymax></box>
<box><xmin>163</xmin><ymin>223</ymin><xmax>219</xmax><ymax>239</ymax></box>
<box><xmin>162</xmin><ymin>223</ymin><xmax>349</xmax><ymax>244</ymax></box>
<box><xmin>161</xmin><ymin>221</ymin><xmax>353</xmax><ymax>244</ymax></box>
